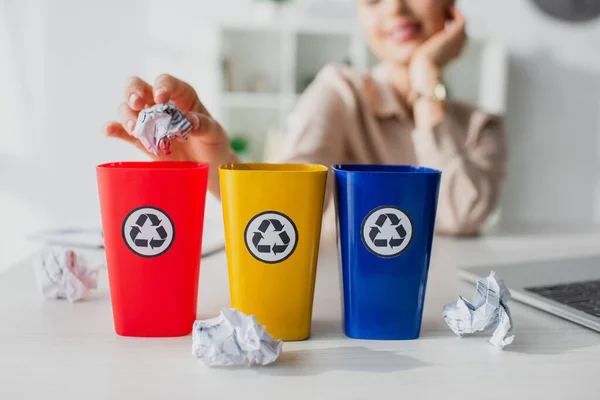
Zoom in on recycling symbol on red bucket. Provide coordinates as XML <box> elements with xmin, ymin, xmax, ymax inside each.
<box><xmin>244</xmin><ymin>211</ymin><xmax>298</xmax><ymax>264</ymax></box>
<box><xmin>361</xmin><ymin>206</ymin><xmax>413</xmax><ymax>258</ymax></box>
<box><xmin>122</xmin><ymin>206</ymin><xmax>175</xmax><ymax>258</ymax></box>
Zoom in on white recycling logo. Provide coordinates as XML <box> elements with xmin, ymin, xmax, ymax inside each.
<box><xmin>361</xmin><ymin>206</ymin><xmax>413</xmax><ymax>258</ymax></box>
<box><xmin>244</xmin><ymin>211</ymin><xmax>298</xmax><ymax>264</ymax></box>
<box><xmin>122</xmin><ymin>206</ymin><xmax>175</xmax><ymax>258</ymax></box>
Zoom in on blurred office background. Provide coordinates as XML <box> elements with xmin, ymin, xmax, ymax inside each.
<box><xmin>1</xmin><ymin>0</ymin><xmax>600</xmax><ymax>268</ymax></box>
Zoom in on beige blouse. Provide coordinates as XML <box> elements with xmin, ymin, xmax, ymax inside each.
<box><xmin>275</xmin><ymin>63</ymin><xmax>506</xmax><ymax>237</ymax></box>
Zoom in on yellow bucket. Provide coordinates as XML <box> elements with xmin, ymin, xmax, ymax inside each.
<box><xmin>219</xmin><ymin>163</ymin><xmax>328</xmax><ymax>341</ymax></box>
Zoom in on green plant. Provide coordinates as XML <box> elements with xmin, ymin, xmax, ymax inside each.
<box><xmin>230</xmin><ymin>135</ymin><xmax>250</xmax><ymax>155</ymax></box>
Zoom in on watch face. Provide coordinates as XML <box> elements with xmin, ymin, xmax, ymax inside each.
<box><xmin>532</xmin><ymin>0</ymin><xmax>600</xmax><ymax>22</ymax></box>
<box><xmin>434</xmin><ymin>83</ymin><xmax>447</xmax><ymax>101</ymax></box>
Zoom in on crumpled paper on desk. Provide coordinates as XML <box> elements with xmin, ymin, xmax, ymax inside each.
<box><xmin>132</xmin><ymin>101</ymin><xmax>193</xmax><ymax>156</ymax></box>
<box><xmin>442</xmin><ymin>271</ymin><xmax>515</xmax><ymax>350</ymax></box>
<box><xmin>192</xmin><ymin>308</ymin><xmax>282</xmax><ymax>367</ymax></box>
<box><xmin>33</xmin><ymin>247</ymin><xmax>99</xmax><ymax>302</ymax></box>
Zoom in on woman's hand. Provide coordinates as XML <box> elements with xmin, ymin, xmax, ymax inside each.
<box><xmin>409</xmin><ymin>7</ymin><xmax>467</xmax><ymax>93</ymax></box>
<box><xmin>104</xmin><ymin>74</ymin><xmax>238</xmax><ymax>197</ymax></box>
<box><xmin>408</xmin><ymin>7</ymin><xmax>466</xmax><ymax>129</ymax></box>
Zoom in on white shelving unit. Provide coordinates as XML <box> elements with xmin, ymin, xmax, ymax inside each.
<box><xmin>216</xmin><ymin>20</ymin><xmax>371</xmax><ymax>161</ymax></box>
<box><xmin>216</xmin><ymin>19</ymin><xmax>507</xmax><ymax>162</ymax></box>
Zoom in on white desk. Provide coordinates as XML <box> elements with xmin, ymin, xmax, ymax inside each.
<box><xmin>1</xmin><ymin>228</ymin><xmax>600</xmax><ymax>400</ymax></box>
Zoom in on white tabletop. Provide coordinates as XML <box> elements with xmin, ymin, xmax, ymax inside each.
<box><xmin>2</xmin><ymin>227</ymin><xmax>600</xmax><ymax>400</ymax></box>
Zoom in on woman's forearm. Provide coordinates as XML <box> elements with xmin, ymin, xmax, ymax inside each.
<box><xmin>413</xmin><ymin>97</ymin><xmax>446</xmax><ymax>129</ymax></box>
<box><xmin>196</xmin><ymin>142</ymin><xmax>240</xmax><ymax>200</ymax></box>
<box><xmin>410</xmin><ymin>60</ymin><xmax>447</xmax><ymax>129</ymax></box>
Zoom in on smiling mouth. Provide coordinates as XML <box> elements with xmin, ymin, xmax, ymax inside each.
<box><xmin>386</xmin><ymin>22</ymin><xmax>422</xmax><ymax>44</ymax></box>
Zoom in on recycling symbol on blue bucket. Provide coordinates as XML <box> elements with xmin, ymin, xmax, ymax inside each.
<box><xmin>244</xmin><ymin>211</ymin><xmax>298</xmax><ymax>264</ymax></box>
<box><xmin>361</xmin><ymin>206</ymin><xmax>413</xmax><ymax>258</ymax></box>
<box><xmin>122</xmin><ymin>206</ymin><xmax>175</xmax><ymax>258</ymax></box>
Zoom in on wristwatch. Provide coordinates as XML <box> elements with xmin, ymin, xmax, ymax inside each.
<box><xmin>408</xmin><ymin>82</ymin><xmax>447</xmax><ymax>105</ymax></box>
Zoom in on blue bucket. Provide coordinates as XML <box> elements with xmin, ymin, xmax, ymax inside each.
<box><xmin>333</xmin><ymin>165</ymin><xmax>441</xmax><ymax>340</ymax></box>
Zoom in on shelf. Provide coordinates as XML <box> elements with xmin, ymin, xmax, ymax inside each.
<box><xmin>296</xmin><ymin>33</ymin><xmax>352</xmax><ymax>93</ymax></box>
<box><xmin>217</xmin><ymin>16</ymin><xmax>370</xmax><ymax>162</ymax></box>
<box><xmin>222</xmin><ymin>92</ymin><xmax>298</xmax><ymax>109</ymax></box>
<box><xmin>222</xmin><ymin>30</ymin><xmax>282</xmax><ymax>93</ymax></box>
<box><xmin>221</xmin><ymin>20</ymin><xmax>359</xmax><ymax>36</ymax></box>
<box><xmin>225</xmin><ymin>108</ymin><xmax>282</xmax><ymax>161</ymax></box>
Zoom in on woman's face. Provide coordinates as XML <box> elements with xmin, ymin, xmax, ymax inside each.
<box><xmin>358</xmin><ymin>0</ymin><xmax>450</xmax><ymax>65</ymax></box>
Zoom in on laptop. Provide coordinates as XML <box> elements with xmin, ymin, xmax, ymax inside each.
<box><xmin>459</xmin><ymin>255</ymin><xmax>600</xmax><ymax>332</ymax></box>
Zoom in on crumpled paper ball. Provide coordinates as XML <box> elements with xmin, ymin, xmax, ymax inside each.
<box><xmin>33</xmin><ymin>247</ymin><xmax>99</xmax><ymax>302</ymax></box>
<box><xmin>192</xmin><ymin>308</ymin><xmax>283</xmax><ymax>367</ymax></box>
<box><xmin>442</xmin><ymin>271</ymin><xmax>515</xmax><ymax>350</ymax></box>
<box><xmin>132</xmin><ymin>101</ymin><xmax>193</xmax><ymax>156</ymax></box>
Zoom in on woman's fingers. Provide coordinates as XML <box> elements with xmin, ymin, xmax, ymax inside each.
<box><xmin>185</xmin><ymin>111</ymin><xmax>227</xmax><ymax>145</ymax></box>
<box><xmin>444</xmin><ymin>7</ymin><xmax>467</xmax><ymax>50</ymax></box>
<box><xmin>448</xmin><ymin>6</ymin><xmax>466</xmax><ymax>33</ymax></box>
<box><xmin>118</xmin><ymin>101</ymin><xmax>139</xmax><ymax>135</ymax></box>
<box><xmin>124</xmin><ymin>76</ymin><xmax>154</xmax><ymax>111</ymax></box>
<box><xmin>153</xmin><ymin>74</ymin><xmax>208</xmax><ymax>114</ymax></box>
<box><xmin>105</xmin><ymin>122</ymin><xmax>135</xmax><ymax>143</ymax></box>
<box><xmin>105</xmin><ymin>122</ymin><xmax>153</xmax><ymax>154</ymax></box>
<box><xmin>109</xmin><ymin>75</ymin><xmax>227</xmax><ymax>160</ymax></box>
<box><xmin>153</xmin><ymin>73</ymin><xmax>192</xmax><ymax>103</ymax></box>
<box><xmin>414</xmin><ymin>6</ymin><xmax>467</xmax><ymax>67</ymax></box>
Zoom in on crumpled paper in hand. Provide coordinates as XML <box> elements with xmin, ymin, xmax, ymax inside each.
<box><xmin>34</xmin><ymin>247</ymin><xmax>99</xmax><ymax>302</ymax></box>
<box><xmin>132</xmin><ymin>101</ymin><xmax>193</xmax><ymax>156</ymax></box>
<box><xmin>192</xmin><ymin>308</ymin><xmax>283</xmax><ymax>367</ymax></box>
<box><xmin>442</xmin><ymin>271</ymin><xmax>515</xmax><ymax>350</ymax></box>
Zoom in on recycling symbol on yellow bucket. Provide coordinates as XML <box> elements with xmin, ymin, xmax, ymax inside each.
<box><xmin>361</xmin><ymin>206</ymin><xmax>413</xmax><ymax>258</ymax></box>
<box><xmin>244</xmin><ymin>211</ymin><xmax>298</xmax><ymax>264</ymax></box>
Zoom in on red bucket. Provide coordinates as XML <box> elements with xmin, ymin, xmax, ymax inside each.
<box><xmin>97</xmin><ymin>161</ymin><xmax>208</xmax><ymax>337</ymax></box>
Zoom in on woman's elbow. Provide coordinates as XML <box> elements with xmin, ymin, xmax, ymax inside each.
<box><xmin>435</xmin><ymin>177</ymin><xmax>501</xmax><ymax>237</ymax></box>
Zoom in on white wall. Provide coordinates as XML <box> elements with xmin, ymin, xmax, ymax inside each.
<box><xmin>1</xmin><ymin>0</ymin><xmax>148</xmax><ymax>269</ymax></box>
<box><xmin>0</xmin><ymin>0</ymin><xmax>250</xmax><ymax>269</ymax></box>
<box><xmin>459</xmin><ymin>0</ymin><xmax>600</xmax><ymax>227</ymax></box>
<box><xmin>1</xmin><ymin>0</ymin><xmax>600</xmax><ymax>269</ymax></box>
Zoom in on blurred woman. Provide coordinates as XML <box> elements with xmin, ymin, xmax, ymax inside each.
<box><xmin>105</xmin><ymin>0</ymin><xmax>506</xmax><ymax>236</ymax></box>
